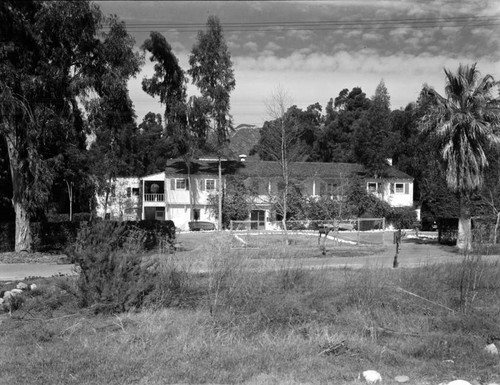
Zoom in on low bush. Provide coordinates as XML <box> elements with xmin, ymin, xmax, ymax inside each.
<box><xmin>45</xmin><ymin>212</ymin><xmax>92</xmax><ymax>222</ymax></box>
<box><xmin>66</xmin><ymin>220</ymin><xmax>180</xmax><ymax>313</ymax></box>
<box><xmin>31</xmin><ymin>221</ymin><xmax>81</xmax><ymax>252</ymax></box>
<box><xmin>387</xmin><ymin>207</ymin><xmax>417</xmax><ymax>229</ymax></box>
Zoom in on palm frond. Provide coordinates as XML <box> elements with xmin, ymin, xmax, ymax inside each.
<box><xmin>423</xmin><ymin>63</ymin><xmax>500</xmax><ymax>193</ymax></box>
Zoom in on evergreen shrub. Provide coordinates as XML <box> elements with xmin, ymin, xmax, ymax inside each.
<box><xmin>31</xmin><ymin>221</ymin><xmax>81</xmax><ymax>252</ymax></box>
<box><xmin>66</xmin><ymin>220</ymin><xmax>178</xmax><ymax>313</ymax></box>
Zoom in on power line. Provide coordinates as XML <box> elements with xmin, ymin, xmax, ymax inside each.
<box><xmin>101</xmin><ymin>15</ymin><xmax>500</xmax><ymax>32</ymax></box>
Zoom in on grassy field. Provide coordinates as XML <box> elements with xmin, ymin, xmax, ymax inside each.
<box><xmin>1</xmin><ymin>232</ymin><xmax>499</xmax><ymax>384</ymax></box>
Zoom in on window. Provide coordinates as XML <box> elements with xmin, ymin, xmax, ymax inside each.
<box><xmin>155</xmin><ymin>208</ymin><xmax>165</xmax><ymax>220</ymax></box>
<box><xmin>367</xmin><ymin>182</ymin><xmax>378</xmax><ymax>193</ymax></box>
<box><xmin>132</xmin><ymin>188</ymin><xmax>139</xmax><ymax>196</ymax></box>
<box><xmin>176</xmin><ymin>179</ymin><xmax>186</xmax><ymax>189</ymax></box>
<box><xmin>205</xmin><ymin>179</ymin><xmax>216</xmax><ymax>191</ymax></box>
<box><xmin>390</xmin><ymin>182</ymin><xmax>409</xmax><ymax>194</ymax></box>
<box><xmin>171</xmin><ymin>178</ymin><xmax>189</xmax><ymax>190</ymax></box>
<box><xmin>395</xmin><ymin>183</ymin><xmax>404</xmax><ymax>194</ymax></box>
<box><xmin>320</xmin><ymin>181</ymin><xmax>335</xmax><ymax>195</ymax></box>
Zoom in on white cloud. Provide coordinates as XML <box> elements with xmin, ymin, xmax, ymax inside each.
<box><xmin>243</xmin><ymin>41</ymin><xmax>258</xmax><ymax>52</ymax></box>
<box><xmin>362</xmin><ymin>31</ymin><xmax>381</xmax><ymax>42</ymax></box>
<box><xmin>285</xmin><ymin>29</ymin><xmax>314</xmax><ymax>41</ymax></box>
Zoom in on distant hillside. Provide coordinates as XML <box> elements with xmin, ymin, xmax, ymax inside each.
<box><xmin>229</xmin><ymin>125</ymin><xmax>260</xmax><ymax>157</ymax></box>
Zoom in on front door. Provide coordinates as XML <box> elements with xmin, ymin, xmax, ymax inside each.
<box><xmin>250</xmin><ymin>210</ymin><xmax>265</xmax><ymax>230</ymax></box>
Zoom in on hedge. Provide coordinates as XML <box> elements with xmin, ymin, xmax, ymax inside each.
<box><xmin>0</xmin><ymin>220</ymin><xmax>176</xmax><ymax>253</ymax></box>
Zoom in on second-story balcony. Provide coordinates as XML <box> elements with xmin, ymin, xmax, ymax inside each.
<box><xmin>144</xmin><ymin>193</ymin><xmax>165</xmax><ymax>202</ymax></box>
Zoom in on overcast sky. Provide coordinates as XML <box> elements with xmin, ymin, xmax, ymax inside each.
<box><xmin>97</xmin><ymin>0</ymin><xmax>500</xmax><ymax>127</ymax></box>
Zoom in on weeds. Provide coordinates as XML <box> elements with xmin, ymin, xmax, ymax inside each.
<box><xmin>3</xmin><ymin>235</ymin><xmax>500</xmax><ymax>384</ymax></box>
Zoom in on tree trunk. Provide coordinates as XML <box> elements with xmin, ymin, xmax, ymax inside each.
<box><xmin>218</xmin><ymin>158</ymin><xmax>222</xmax><ymax>230</ymax></box>
<box><xmin>494</xmin><ymin>211</ymin><xmax>500</xmax><ymax>245</ymax></box>
<box><xmin>103</xmin><ymin>175</ymin><xmax>112</xmax><ymax>219</ymax></box>
<box><xmin>6</xmin><ymin>131</ymin><xmax>32</xmax><ymax>252</ymax></box>
<box><xmin>457</xmin><ymin>193</ymin><xmax>472</xmax><ymax>251</ymax></box>
<box><xmin>186</xmin><ymin>161</ymin><xmax>194</xmax><ymax>221</ymax></box>
<box><xmin>66</xmin><ymin>180</ymin><xmax>73</xmax><ymax>222</ymax></box>
<box><xmin>13</xmin><ymin>200</ymin><xmax>32</xmax><ymax>252</ymax></box>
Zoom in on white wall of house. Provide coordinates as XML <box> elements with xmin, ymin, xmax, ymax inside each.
<box><xmin>95</xmin><ymin>177</ymin><xmax>140</xmax><ymax>221</ymax></box>
<box><xmin>167</xmin><ymin>204</ymin><xmax>217</xmax><ymax>230</ymax></box>
<box><xmin>141</xmin><ymin>173</ymin><xmax>220</xmax><ymax>229</ymax></box>
<box><xmin>366</xmin><ymin>180</ymin><xmax>413</xmax><ymax>207</ymax></box>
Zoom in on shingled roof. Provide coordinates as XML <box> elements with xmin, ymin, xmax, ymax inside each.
<box><xmin>163</xmin><ymin>160</ymin><xmax>413</xmax><ymax>180</ymax></box>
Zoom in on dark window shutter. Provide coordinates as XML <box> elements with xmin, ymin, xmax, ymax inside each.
<box><xmin>185</xmin><ymin>178</ymin><xmax>189</xmax><ymax>190</ymax></box>
<box><xmin>404</xmin><ymin>183</ymin><xmax>409</xmax><ymax>194</ymax></box>
<box><xmin>170</xmin><ymin>179</ymin><xmax>175</xmax><ymax>190</ymax></box>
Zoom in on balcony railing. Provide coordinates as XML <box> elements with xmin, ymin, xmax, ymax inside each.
<box><xmin>144</xmin><ymin>193</ymin><xmax>164</xmax><ymax>202</ymax></box>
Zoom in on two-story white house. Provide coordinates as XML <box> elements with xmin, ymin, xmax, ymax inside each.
<box><xmin>96</xmin><ymin>159</ymin><xmax>414</xmax><ymax>230</ymax></box>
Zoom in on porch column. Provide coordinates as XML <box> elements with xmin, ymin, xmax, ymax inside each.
<box><xmin>141</xmin><ymin>179</ymin><xmax>145</xmax><ymax>220</ymax></box>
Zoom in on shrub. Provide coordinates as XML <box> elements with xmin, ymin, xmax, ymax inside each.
<box><xmin>66</xmin><ymin>220</ymin><xmax>181</xmax><ymax>313</ymax></box>
<box><xmin>45</xmin><ymin>212</ymin><xmax>92</xmax><ymax>222</ymax></box>
<box><xmin>31</xmin><ymin>221</ymin><xmax>81</xmax><ymax>252</ymax></box>
<box><xmin>131</xmin><ymin>220</ymin><xmax>176</xmax><ymax>251</ymax></box>
<box><xmin>387</xmin><ymin>207</ymin><xmax>417</xmax><ymax>229</ymax></box>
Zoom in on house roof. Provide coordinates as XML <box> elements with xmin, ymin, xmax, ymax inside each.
<box><xmin>161</xmin><ymin>160</ymin><xmax>413</xmax><ymax>181</ymax></box>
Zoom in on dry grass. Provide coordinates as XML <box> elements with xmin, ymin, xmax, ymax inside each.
<box><xmin>1</xmin><ymin>237</ymin><xmax>500</xmax><ymax>384</ymax></box>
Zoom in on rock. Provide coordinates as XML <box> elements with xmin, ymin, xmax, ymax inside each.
<box><xmin>3</xmin><ymin>291</ymin><xmax>12</xmax><ymax>300</ymax></box>
<box><xmin>0</xmin><ymin>298</ymin><xmax>3</xmax><ymax>305</ymax></box>
<box><xmin>16</xmin><ymin>282</ymin><xmax>28</xmax><ymax>290</ymax></box>
<box><xmin>10</xmin><ymin>288</ymin><xmax>23</xmax><ymax>295</ymax></box>
<box><xmin>394</xmin><ymin>375</ymin><xmax>410</xmax><ymax>383</ymax></box>
<box><xmin>447</xmin><ymin>381</ymin><xmax>472</xmax><ymax>385</ymax></box>
<box><xmin>29</xmin><ymin>284</ymin><xmax>37</xmax><ymax>291</ymax></box>
<box><xmin>484</xmin><ymin>343</ymin><xmax>498</xmax><ymax>355</ymax></box>
<box><xmin>362</xmin><ymin>370</ymin><xmax>382</xmax><ymax>383</ymax></box>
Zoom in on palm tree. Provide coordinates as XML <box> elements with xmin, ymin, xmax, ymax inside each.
<box><xmin>421</xmin><ymin>63</ymin><xmax>500</xmax><ymax>250</ymax></box>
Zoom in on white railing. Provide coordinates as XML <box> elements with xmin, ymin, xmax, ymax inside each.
<box><xmin>144</xmin><ymin>193</ymin><xmax>164</xmax><ymax>202</ymax></box>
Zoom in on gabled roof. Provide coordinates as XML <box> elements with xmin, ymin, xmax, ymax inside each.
<box><xmin>161</xmin><ymin>160</ymin><xmax>413</xmax><ymax>181</ymax></box>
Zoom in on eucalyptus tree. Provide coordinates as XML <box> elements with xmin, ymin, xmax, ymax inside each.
<box><xmin>142</xmin><ymin>31</ymin><xmax>212</xmax><ymax>220</ymax></box>
<box><xmin>0</xmin><ymin>1</ymin><xmax>141</xmax><ymax>251</ymax></box>
<box><xmin>86</xmin><ymin>16</ymin><xmax>142</xmax><ymax>219</ymax></box>
<box><xmin>421</xmin><ymin>63</ymin><xmax>500</xmax><ymax>250</ymax></box>
<box><xmin>142</xmin><ymin>31</ymin><xmax>186</xmax><ymax>127</ymax></box>
<box><xmin>188</xmin><ymin>15</ymin><xmax>236</xmax><ymax>230</ymax></box>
